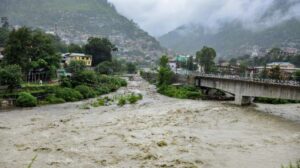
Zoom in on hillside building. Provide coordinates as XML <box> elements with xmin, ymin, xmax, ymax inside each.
<box><xmin>62</xmin><ymin>53</ymin><xmax>93</xmax><ymax>66</ymax></box>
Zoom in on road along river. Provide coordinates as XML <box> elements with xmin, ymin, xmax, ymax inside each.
<box><xmin>0</xmin><ymin>76</ymin><xmax>300</xmax><ymax>168</ymax></box>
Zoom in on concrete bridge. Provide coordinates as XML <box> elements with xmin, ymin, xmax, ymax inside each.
<box><xmin>177</xmin><ymin>74</ymin><xmax>300</xmax><ymax>105</ymax></box>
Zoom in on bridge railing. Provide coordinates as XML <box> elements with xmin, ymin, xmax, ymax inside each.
<box><xmin>191</xmin><ymin>73</ymin><xmax>300</xmax><ymax>87</ymax></box>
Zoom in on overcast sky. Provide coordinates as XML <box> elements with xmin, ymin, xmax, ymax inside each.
<box><xmin>108</xmin><ymin>0</ymin><xmax>300</xmax><ymax>37</ymax></box>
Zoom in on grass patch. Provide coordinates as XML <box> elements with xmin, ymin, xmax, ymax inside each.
<box><xmin>158</xmin><ymin>85</ymin><xmax>202</xmax><ymax>100</ymax></box>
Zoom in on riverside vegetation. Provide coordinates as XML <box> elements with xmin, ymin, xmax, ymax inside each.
<box><xmin>141</xmin><ymin>55</ymin><xmax>203</xmax><ymax>100</ymax></box>
<box><xmin>0</xmin><ymin>26</ymin><xmax>129</xmax><ymax>108</ymax></box>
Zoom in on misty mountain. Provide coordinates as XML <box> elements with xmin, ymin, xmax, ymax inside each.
<box><xmin>0</xmin><ymin>0</ymin><xmax>165</xmax><ymax>62</ymax></box>
<box><xmin>159</xmin><ymin>0</ymin><xmax>300</xmax><ymax>57</ymax></box>
<box><xmin>159</xmin><ymin>19</ymin><xmax>300</xmax><ymax>57</ymax></box>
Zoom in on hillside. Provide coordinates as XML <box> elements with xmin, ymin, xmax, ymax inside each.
<box><xmin>0</xmin><ymin>0</ymin><xmax>165</xmax><ymax>62</ymax></box>
<box><xmin>159</xmin><ymin>19</ymin><xmax>300</xmax><ymax>57</ymax></box>
<box><xmin>159</xmin><ymin>0</ymin><xmax>300</xmax><ymax>57</ymax></box>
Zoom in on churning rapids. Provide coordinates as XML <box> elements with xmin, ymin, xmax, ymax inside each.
<box><xmin>0</xmin><ymin>76</ymin><xmax>300</xmax><ymax>168</ymax></box>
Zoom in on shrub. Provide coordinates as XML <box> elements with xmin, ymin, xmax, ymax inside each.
<box><xmin>45</xmin><ymin>94</ymin><xmax>65</xmax><ymax>104</ymax></box>
<box><xmin>0</xmin><ymin>65</ymin><xmax>22</xmax><ymax>92</ymax></box>
<box><xmin>60</xmin><ymin>77</ymin><xmax>72</xmax><ymax>88</ymax></box>
<box><xmin>158</xmin><ymin>85</ymin><xmax>202</xmax><ymax>99</ymax></box>
<box><xmin>16</xmin><ymin>92</ymin><xmax>37</xmax><ymax>107</ymax></box>
<box><xmin>128</xmin><ymin>94</ymin><xmax>139</xmax><ymax>104</ymax></box>
<box><xmin>95</xmin><ymin>86</ymin><xmax>111</xmax><ymax>95</ymax></box>
<box><xmin>75</xmin><ymin>85</ymin><xmax>96</xmax><ymax>99</ymax></box>
<box><xmin>54</xmin><ymin>88</ymin><xmax>83</xmax><ymax>102</ymax></box>
<box><xmin>71</xmin><ymin>70</ymin><xmax>98</xmax><ymax>87</ymax></box>
<box><xmin>128</xmin><ymin>93</ymin><xmax>143</xmax><ymax>104</ymax></box>
<box><xmin>118</xmin><ymin>97</ymin><xmax>127</xmax><ymax>106</ymax></box>
<box><xmin>95</xmin><ymin>61</ymin><xmax>113</xmax><ymax>74</ymax></box>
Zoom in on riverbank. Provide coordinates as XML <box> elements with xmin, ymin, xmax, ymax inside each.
<box><xmin>0</xmin><ymin>76</ymin><xmax>299</xmax><ymax>168</ymax></box>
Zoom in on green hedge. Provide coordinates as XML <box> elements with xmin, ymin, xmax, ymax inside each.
<box><xmin>54</xmin><ymin>88</ymin><xmax>83</xmax><ymax>102</ymax></box>
<box><xmin>45</xmin><ymin>94</ymin><xmax>65</xmax><ymax>104</ymax></box>
<box><xmin>75</xmin><ymin>85</ymin><xmax>97</xmax><ymax>99</ymax></box>
<box><xmin>158</xmin><ymin>85</ymin><xmax>202</xmax><ymax>100</ymax></box>
<box><xmin>16</xmin><ymin>92</ymin><xmax>37</xmax><ymax>107</ymax></box>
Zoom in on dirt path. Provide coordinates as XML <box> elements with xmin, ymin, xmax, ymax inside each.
<box><xmin>0</xmin><ymin>76</ymin><xmax>300</xmax><ymax>168</ymax></box>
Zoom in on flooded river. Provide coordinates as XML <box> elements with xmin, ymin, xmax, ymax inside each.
<box><xmin>0</xmin><ymin>76</ymin><xmax>300</xmax><ymax>168</ymax></box>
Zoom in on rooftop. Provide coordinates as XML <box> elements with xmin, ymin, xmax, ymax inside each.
<box><xmin>267</xmin><ymin>62</ymin><xmax>294</xmax><ymax>66</ymax></box>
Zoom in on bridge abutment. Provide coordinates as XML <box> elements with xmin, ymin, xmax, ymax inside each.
<box><xmin>235</xmin><ymin>95</ymin><xmax>252</xmax><ymax>106</ymax></box>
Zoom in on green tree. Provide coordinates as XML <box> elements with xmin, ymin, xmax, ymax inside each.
<box><xmin>95</xmin><ymin>61</ymin><xmax>113</xmax><ymax>75</ymax></box>
<box><xmin>187</xmin><ymin>56</ymin><xmax>196</xmax><ymax>71</ymax></box>
<box><xmin>127</xmin><ymin>62</ymin><xmax>137</xmax><ymax>74</ymax></box>
<box><xmin>294</xmin><ymin>70</ymin><xmax>300</xmax><ymax>82</ymax></box>
<box><xmin>196</xmin><ymin>46</ymin><xmax>216</xmax><ymax>73</ymax></box>
<box><xmin>68</xmin><ymin>43</ymin><xmax>83</xmax><ymax>53</ymax></box>
<box><xmin>0</xmin><ymin>27</ymin><xmax>9</xmax><ymax>47</ymax></box>
<box><xmin>71</xmin><ymin>70</ymin><xmax>98</xmax><ymax>87</ymax></box>
<box><xmin>260</xmin><ymin>65</ymin><xmax>268</xmax><ymax>79</ymax></box>
<box><xmin>67</xmin><ymin>60</ymin><xmax>86</xmax><ymax>74</ymax></box>
<box><xmin>85</xmin><ymin>37</ymin><xmax>117</xmax><ymax>66</ymax></box>
<box><xmin>0</xmin><ymin>65</ymin><xmax>22</xmax><ymax>92</ymax></box>
<box><xmin>229</xmin><ymin>58</ymin><xmax>237</xmax><ymax>66</ymax></box>
<box><xmin>269</xmin><ymin>65</ymin><xmax>281</xmax><ymax>80</ymax></box>
<box><xmin>157</xmin><ymin>55</ymin><xmax>174</xmax><ymax>86</ymax></box>
<box><xmin>3</xmin><ymin>27</ymin><xmax>60</xmax><ymax>76</ymax></box>
<box><xmin>238</xmin><ymin>61</ymin><xmax>248</xmax><ymax>76</ymax></box>
<box><xmin>159</xmin><ymin>55</ymin><xmax>169</xmax><ymax>68</ymax></box>
<box><xmin>111</xmin><ymin>58</ymin><xmax>126</xmax><ymax>74</ymax></box>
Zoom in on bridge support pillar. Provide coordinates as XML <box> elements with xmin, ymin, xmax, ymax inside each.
<box><xmin>235</xmin><ymin>95</ymin><xmax>252</xmax><ymax>106</ymax></box>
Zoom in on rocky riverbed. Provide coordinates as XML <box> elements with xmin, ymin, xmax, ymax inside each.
<box><xmin>0</xmin><ymin>76</ymin><xmax>300</xmax><ymax>168</ymax></box>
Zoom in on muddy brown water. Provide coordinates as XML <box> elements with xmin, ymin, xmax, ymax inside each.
<box><xmin>0</xmin><ymin>76</ymin><xmax>299</xmax><ymax>168</ymax></box>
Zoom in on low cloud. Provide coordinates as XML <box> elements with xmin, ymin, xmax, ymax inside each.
<box><xmin>108</xmin><ymin>0</ymin><xmax>300</xmax><ymax>36</ymax></box>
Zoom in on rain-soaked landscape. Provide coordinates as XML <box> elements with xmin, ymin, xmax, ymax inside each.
<box><xmin>1</xmin><ymin>76</ymin><xmax>299</xmax><ymax>168</ymax></box>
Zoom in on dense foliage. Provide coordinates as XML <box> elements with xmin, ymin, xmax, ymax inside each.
<box><xmin>95</xmin><ymin>61</ymin><xmax>114</xmax><ymax>75</ymax></box>
<box><xmin>85</xmin><ymin>37</ymin><xmax>117</xmax><ymax>66</ymax></box>
<box><xmin>196</xmin><ymin>46</ymin><xmax>216</xmax><ymax>73</ymax></box>
<box><xmin>158</xmin><ymin>85</ymin><xmax>203</xmax><ymax>100</ymax></box>
<box><xmin>68</xmin><ymin>43</ymin><xmax>83</xmax><ymax>53</ymax></box>
<box><xmin>3</xmin><ymin>27</ymin><xmax>60</xmax><ymax>76</ymax></box>
<box><xmin>16</xmin><ymin>92</ymin><xmax>37</xmax><ymax>107</ymax></box>
<box><xmin>71</xmin><ymin>70</ymin><xmax>99</xmax><ymax>87</ymax></box>
<box><xmin>75</xmin><ymin>85</ymin><xmax>96</xmax><ymax>99</ymax></box>
<box><xmin>126</xmin><ymin>62</ymin><xmax>137</xmax><ymax>74</ymax></box>
<box><xmin>295</xmin><ymin>70</ymin><xmax>300</xmax><ymax>82</ymax></box>
<box><xmin>0</xmin><ymin>65</ymin><xmax>22</xmax><ymax>92</ymax></box>
<box><xmin>54</xmin><ymin>88</ymin><xmax>83</xmax><ymax>102</ymax></box>
<box><xmin>67</xmin><ymin>60</ymin><xmax>86</xmax><ymax>74</ymax></box>
<box><xmin>45</xmin><ymin>94</ymin><xmax>65</xmax><ymax>104</ymax></box>
<box><xmin>157</xmin><ymin>55</ymin><xmax>174</xmax><ymax>86</ymax></box>
<box><xmin>0</xmin><ymin>27</ymin><xmax>9</xmax><ymax>47</ymax></box>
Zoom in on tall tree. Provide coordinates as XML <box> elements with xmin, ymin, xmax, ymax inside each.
<box><xmin>67</xmin><ymin>60</ymin><xmax>86</xmax><ymax>74</ymax></box>
<box><xmin>68</xmin><ymin>43</ymin><xmax>83</xmax><ymax>53</ymax></box>
<box><xmin>0</xmin><ymin>65</ymin><xmax>22</xmax><ymax>92</ymax></box>
<box><xmin>294</xmin><ymin>70</ymin><xmax>300</xmax><ymax>82</ymax></box>
<box><xmin>269</xmin><ymin>65</ymin><xmax>281</xmax><ymax>80</ymax></box>
<box><xmin>126</xmin><ymin>62</ymin><xmax>137</xmax><ymax>74</ymax></box>
<box><xmin>85</xmin><ymin>37</ymin><xmax>117</xmax><ymax>66</ymax></box>
<box><xmin>196</xmin><ymin>46</ymin><xmax>216</xmax><ymax>73</ymax></box>
<box><xmin>0</xmin><ymin>27</ymin><xmax>9</xmax><ymax>47</ymax></box>
<box><xmin>157</xmin><ymin>55</ymin><xmax>173</xmax><ymax>86</ymax></box>
<box><xmin>3</xmin><ymin>27</ymin><xmax>60</xmax><ymax>76</ymax></box>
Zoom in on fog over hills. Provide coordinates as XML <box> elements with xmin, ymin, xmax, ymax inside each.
<box><xmin>158</xmin><ymin>0</ymin><xmax>300</xmax><ymax>56</ymax></box>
